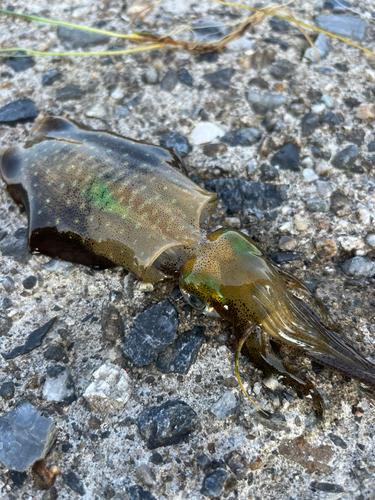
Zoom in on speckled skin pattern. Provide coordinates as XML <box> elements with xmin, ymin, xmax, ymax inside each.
<box><xmin>2</xmin><ymin>116</ymin><xmax>375</xmax><ymax>415</ymax></box>
<box><xmin>0</xmin><ymin>116</ymin><xmax>217</xmax><ymax>281</ymax></box>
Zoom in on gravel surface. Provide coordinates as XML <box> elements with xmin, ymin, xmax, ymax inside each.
<box><xmin>1</xmin><ymin>1</ymin><xmax>375</xmax><ymax>499</ymax></box>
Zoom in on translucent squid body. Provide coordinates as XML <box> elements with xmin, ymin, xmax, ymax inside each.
<box><xmin>2</xmin><ymin>116</ymin><xmax>375</xmax><ymax>416</ymax></box>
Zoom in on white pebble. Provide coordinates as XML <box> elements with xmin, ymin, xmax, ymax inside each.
<box><xmin>263</xmin><ymin>377</ymin><xmax>279</xmax><ymax>391</ymax></box>
<box><xmin>365</xmin><ymin>233</ymin><xmax>375</xmax><ymax>248</ymax></box>
<box><xmin>321</xmin><ymin>94</ymin><xmax>333</xmax><ymax>107</ymax></box>
<box><xmin>294</xmin><ymin>213</ymin><xmax>309</xmax><ymax>231</ymax></box>
<box><xmin>110</xmin><ymin>87</ymin><xmax>125</xmax><ymax>101</ymax></box>
<box><xmin>357</xmin><ymin>207</ymin><xmax>371</xmax><ymax>225</ymax></box>
<box><xmin>301</xmin><ymin>156</ymin><xmax>314</xmax><ymax>168</ymax></box>
<box><xmin>279</xmin><ymin>221</ymin><xmax>293</xmax><ymax>233</ymax></box>
<box><xmin>302</xmin><ymin>168</ymin><xmax>319</xmax><ymax>183</ymax></box>
<box><xmin>311</xmin><ymin>103</ymin><xmax>326</xmax><ymax>114</ymax></box>
<box><xmin>315</xmin><ymin>160</ymin><xmax>331</xmax><ymax>176</ymax></box>
<box><xmin>337</xmin><ymin>236</ymin><xmax>365</xmax><ymax>252</ymax></box>
<box><xmin>190</xmin><ymin>122</ymin><xmax>225</xmax><ymax>145</ymax></box>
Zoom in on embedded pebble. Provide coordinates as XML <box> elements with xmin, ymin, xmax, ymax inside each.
<box><xmin>337</xmin><ymin>236</ymin><xmax>364</xmax><ymax>252</ymax></box>
<box><xmin>127</xmin><ymin>485</ymin><xmax>157</xmax><ymax>500</ymax></box>
<box><xmin>142</xmin><ymin>67</ymin><xmax>158</xmax><ymax>84</ymax></box>
<box><xmin>83</xmin><ymin>362</ymin><xmax>132</xmax><ymax>413</ymax></box>
<box><xmin>6</xmin><ymin>51</ymin><xmax>35</xmax><ymax>72</ymax></box>
<box><xmin>225</xmin><ymin>451</ymin><xmax>249</xmax><ymax>480</ymax></box>
<box><xmin>357</xmin><ymin>206</ymin><xmax>371</xmax><ymax>225</ymax></box>
<box><xmin>315</xmin><ymin>15</ymin><xmax>368</xmax><ymax>42</ymax></box>
<box><xmin>310</xmin><ymin>481</ymin><xmax>344</xmax><ymax>493</ymax></box>
<box><xmin>0</xmin><ymin>401</ymin><xmax>57</xmax><ymax>471</ymax></box>
<box><xmin>263</xmin><ymin>377</ymin><xmax>279</xmax><ymax>391</ymax></box>
<box><xmin>137</xmin><ymin>399</ymin><xmax>197</xmax><ymax>449</ymax></box>
<box><xmin>210</xmin><ymin>390</ymin><xmax>237</xmax><ymax>420</ymax></box>
<box><xmin>0</xmin><ymin>313</ymin><xmax>13</xmax><ymax>337</ymax></box>
<box><xmin>302</xmin><ymin>168</ymin><xmax>319</xmax><ymax>183</ymax></box>
<box><xmin>63</xmin><ymin>471</ymin><xmax>86</xmax><ymax>496</ymax></box>
<box><xmin>306</xmin><ymin>199</ymin><xmax>329</xmax><ymax>212</ymax></box>
<box><xmin>57</xmin><ymin>26</ymin><xmax>109</xmax><ymax>49</ymax></box>
<box><xmin>221</xmin><ymin>128</ymin><xmax>261</xmax><ymax>146</ymax></box>
<box><xmin>331</xmin><ymin>144</ymin><xmax>359</xmax><ymax>169</ymax></box>
<box><xmin>328</xmin><ymin>433</ymin><xmax>348</xmax><ymax>449</ymax></box>
<box><xmin>101</xmin><ymin>302</ymin><xmax>124</xmax><ymax>343</ymax></box>
<box><xmin>42</xmin><ymin>365</ymin><xmax>76</xmax><ymax>404</ymax></box>
<box><xmin>315</xmin><ymin>160</ymin><xmax>331</xmax><ymax>176</ymax></box>
<box><xmin>316</xmin><ymin>180</ymin><xmax>333</xmax><ymax>198</ymax></box>
<box><xmin>303</xmin><ymin>33</ymin><xmax>330</xmax><ymax>62</ymax></box>
<box><xmin>355</xmin><ymin>104</ymin><xmax>375</xmax><ymax>121</ymax></box>
<box><xmin>190</xmin><ymin>122</ymin><xmax>225</xmax><ymax>145</ymax></box>
<box><xmin>294</xmin><ymin>214</ymin><xmax>309</xmax><ymax>231</ymax></box>
<box><xmin>0</xmin><ymin>98</ymin><xmax>37</xmax><ymax>124</ymax></box>
<box><xmin>43</xmin><ymin>344</ymin><xmax>68</xmax><ymax>363</ymax></box>
<box><xmin>0</xmin><ymin>380</ymin><xmax>15</xmax><ymax>400</ymax></box>
<box><xmin>135</xmin><ymin>464</ymin><xmax>156</xmax><ymax>489</ymax></box>
<box><xmin>42</xmin><ymin>69</ymin><xmax>62</xmax><ymax>86</ymax></box>
<box><xmin>301</xmin><ymin>113</ymin><xmax>319</xmax><ymax>135</ymax></box>
<box><xmin>159</xmin><ymin>132</ymin><xmax>192</xmax><ymax>157</ymax></box>
<box><xmin>178</xmin><ymin>68</ymin><xmax>194</xmax><ymax>87</ymax></box>
<box><xmin>324</xmin><ymin>0</ymin><xmax>351</xmax><ymax>13</ymax></box>
<box><xmin>311</xmin><ymin>103</ymin><xmax>326</xmax><ymax>115</ymax></box>
<box><xmin>269</xmin><ymin>59</ymin><xmax>296</xmax><ymax>79</ymax></box>
<box><xmin>85</xmin><ymin>103</ymin><xmax>108</xmax><ymax>119</ymax></box>
<box><xmin>203</xmin><ymin>68</ymin><xmax>235</xmax><ymax>90</ymax></box>
<box><xmin>246</xmin><ymin>92</ymin><xmax>287</xmax><ymax>115</ymax></box>
<box><xmin>203</xmin><ymin>143</ymin><xmax>227</xmax><ymax>157</ymax></box>
<box><xmin>160</xmin><ymin>69</ymin><xmax>178</xmax><ymax>92</ymax></box>
<box><xmin>365</xmin><ymin>233</ymin><xmax>375</xmax><ymax>248</ymax></box>
<box><xmin>342</xmin><ymin>257</ymin><xmax>375</xmax><ymax>278</ymax></box>
<box><xmin>330</xmin><ymin>191</ymin><xmax>352</xmax><ymax>216</ymax></box>
<box><xmin>56</xmin><ymin>84</ymin><xmax>84</xmax><ymax>101</ymax></box>
<box><xmin>270</xmin><ymin>143</ymin><xmax>299</xmax><ymax>171</ymax></box>
<box><xmin>22</xmin><ymin>275</ymin><xmax>37</xmax><ymax>290</ymax></box>
<box><xmin>1</xmin><ymin>228</ymin><xmax>30</xmax><ymax>263</ymax></box>
<box><xmin>156</xmin><ymin>326</ymin><xmax>206</xmax><ymax>374</ymax></box>
<box><xmin>123</xmin><ymin>300</ymin><xmax>178</xmax><ymax>366</ymax></box>
<box><xmin>315</xmin><ymin>238</ymin><xmax>338</xmax><ymax>258</ymax></box>
<box><xmin>191</xmin><ymin>20</ymin><xmax>227</xmax><ymax>42</ymax></box>
<box><xmin>201</xmin><ymin>468</ymin><xmax>228</xmax><ymax>498</ymax></box>
<box><xmin>2</xmin><ymin>276</ymin><xmax>15</xmax><ymax>292</ymax></box>
<box><xmin>278</xmin><ymin>236</ymin><xmax>297</xmax><ymax>251</ymax></box>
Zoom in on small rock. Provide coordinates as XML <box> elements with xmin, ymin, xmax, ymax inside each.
<box><xmin>142</xmin><ymin>67</ymin><xmax>158</xmax><ymax>84</ymax></box>
<box><xmin>137</xmin><ymin>399</ymin><xmax>197</xmax><ymax>449</ymax></box>
<box><xmin>210</xmin><ymin>391</ymin><xmax>237</xmax><ymax>420</ymax></box>
<box><xmin>135</xmin><ymin>464</ymin><xmax>156</xmax><ymax>488</ymax></box>
<box><xmin>357</xmin><ymin>207</ymin><xmax>371</xmax><ymax>225</ymax></box>
<box><xmin>0</xmin><ymin>312</ymin><xmax>13</xmax><ymax>338</ymax></box>
<box><xmin>190</xmin><ymin>122</ymin><xmax>224</xmax><ymax>145</ymax></box>
<box><xmin>263</xmin><ymin>377</ymin><xmax>279</xmax><ymax>391</ymax></box>
<box><xmin>324</xmin><ymin>0</ymin><xmax>351</xmax><ymax>13</ymax></box>
<box><xmin>246</xmin><ymin>92</ymin><xmax>287</xmax><ymax>115</ymax></box>
<box><xmin>126</xmin><ymin>485</ymin><xmax>157</xmax><ymax>500</ymax></box>
<box><xmin>303</xmin><ymin>168</ymin><xmax>319</xmax><ymax>183</ymax></box>
<box><xmin>43</xmin><ymin>344</ymin><xmax>68</xmax><ymax>363</ymax></box>
<box><xmin>156</xmin><ymin>326</ymin><xmax>206</xmax><ymax>374</ymax></box>
<box><xmin>270</xmin><ymin>59</ymin><xmax>295</xmax><ymax>79</ymax></box>
<box><xmin>2</xmin><ymin>297</ymin><xmax>13</xmax><ymax>310</ymax></box>
<box><xmin>328</xmin><ymin>433</ymin><xmax>348</xmax><ymax>449</ymax></box>
<box><xmin>365</xmin><ymin>233</ymin><xmax>375</xmax><ymax>248</ymax></box>
<box><xmin>62</xmin><ymin>471</ymin><xmax>86</xmax><ymax>496</ymax></box>
<box><xmin>224</xmin><ymin>451</ymin><xmax>249</xmax><ymax>480</ymax></box>
<box><xmin>310</xmin><ymin>482</ymin><xmax>344</xmax><ymax>493</ymax></box>
<box><xmin>270</xmin><ymin>143</ymin><xmax>299</xmax><ymax>171</ymax></box>
<box><xmin>178</xmin><ymin>68</ymin><xmax>193</xmax><ymax>87</ymax></box>
<box><xmin>203</xmin><ymin>68</ymin><xmax>235</xmax><ymax>90</ymax></box>
<box><xmin>0</xmin><ymin>98</ymin><xmax>37</xmax><ymax>124</ymax></box>
<box><xmin>160</xmin><ymin>69</ymin><xmax>178</xmax><ymax>91</ymax></box>
<box><xmin>203</xmin><ymin>143</ymin><xmax>228</xmax><ymax>157</ymax></box>
<box><xmin>315</xmin><ymin>160</ymin><xmax>331</xmax><ymax>176</ymax></box>
<box><xmin>84</xmin><ymin>362</ymin><xmax>132</xmax><ymax>413</ymax></box>
<box><xmin>320</xmin><ymin>110</ymin><xmax>340</xmax><ymax>125</ymax></box>
<box><xmin>279</xmin><ymin>436</ymin><xmax>333</xmax><ymax>473</ymax></box>
<box><xmin>221</xmin><ymin>128</ymin><xmax>261</xmax><ymax>146</ymax></box>
<box><xmin>22</xmin><ymin>275</ymin><xmax>37</xmax><ymax>290</ymax></box>
<box><xmin>315</xmin><ymin>14</ymin><xmax>368</xmax><ymax>42</ymax></box>
<box><xmin>101</xmin><ymin>302</ymin><xmax>123</xmax><ymax>343</ymax></box>
<box><xmin>294</xmin><ymin>214</ymin><xmax>309</xmax><ymax>231</ymax></box>
<box><xmin>330</xmin><ymin>191</ymin><xmax>351</xmax><ymax>216</ymax></box>
<box><xmin>0</xmin><ymin>401</ymin><xmax>57</xmax><ymax>471</ymax></box>
<box><xmin>85</xmin><ymin>103</ymin><xmax>108</xmax><ymax>119</ymax></box>
<box><xmin>355</xmin><ymin>104</ymin><xmax>375</xmax><ymax>121</ymax></box>
<box><xmin>331</xmin><ymin>144</ymin><xmax>359</xmax><ymax>169</ymax></box>
<box><xmin>269</xmin><ymin>252</ymin><xmax>302</xmax><ymax>263</ymax></box>
<box><xmin>57</xmin><ymin>26</ymin><xmax>109</xmax><ymax>49</ymax></box>
<box><xmin>42</xmin><ymin>69</ymin><xmax>63</xmax><ymax>86</ymax></box>
<box><xmin>125</xmin><ymin>92</ymin><xmax>143</xmax><ymax>110</ymax></box>
<box><xmin>123</xmin><ymin>300</ymin><xmax>178</xmax><ymax>366</ymax></box>
<box><xmin>269</xmin><ymin>17</ymin><xmax>291</xmax><ymax>32</ymax></box>
<box><xmin>315</xmin><ymin>237</ymin><xmax>338</xmax><ymax>258</ymax></box>
<box><xmin>2</xmin><ymin>276</ymin><xmax>15</xmax><ymax>292</ymax></box>
<box><xmin>304</xmin><ymin>33</ymin><xmax>330</xmax><ymax>62</ymax></box>
<box><xmin>260</xmin><ymin>164</ymin><xmax>279</xmax><ymax>181</ymax></box>
<box><xmin>301</xmin><ymin>113</ymin><xmax>319</xmax><ymax>135</ymax></box>
<box><xmin>278</xmin><ymin>236</ymin><xmax>297</xmax><ymax>251</ymax></box>
<box><xmin>2</xmin><ymin>317</ymin><xmax>57</xmax><ymax>360</ymax></box>
<box><xmin>1</xmin><ymin>228</ymin><xmax>30</xmax><ymax>263</ymax></box>
<box><xmin>342</xmin><ymin>257</ymin><xmax>375</xmax><ymax>278</ymax></box>
<box><xmin>312</xmin><ymin>103</ymin><xmax>326</xmax><ymax>115</ymax></box>
<box><xmin>321</xmin><ymin>94</ymin><xmax>333</xmax><ymax>107</ymax></box>
<box><xmin>159</xmin><ymin>132</ymin><xmax>192</xmax><ymax>157</ymax></box>
<box><xmin>56</xmin><ymin>85</ymin><xmax>84</xmax><ymax>101</ymax></box>
<box><xmin>201</xmin><ymin>468</ymin><xmax>227</xmax><ymax>498</ymax></box>
<box><xmin>191</xmin><ymin>21</ymin><xmax>227</xmax><ymax>42</ymax></box>
<box><xmin>306</xmin><ymin>199</ymin><xmax>329</xmax><ymax>212</ymax></box>
<box><xmin>6</xmin><ymin>51</ymin><xmax>35</xmax><ymax>72</ymax></box>
<box><xmin>0</xmin><ymin>381</ymin><xmax>15</xmax><ymax>400</ymax></box>
<box><xmin>43</xmin><ymin>365</ymin><xmax>76</xmax><ymax>404</ymax></box>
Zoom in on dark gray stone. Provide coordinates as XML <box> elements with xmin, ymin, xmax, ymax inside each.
<box><xmin>2</xmin><ymin>276</ymin><xmax>15</xmax><ymax>292</ymax></box>
<box><xmin>368</xmin><ymin>140</ymin><xmax>375</xmax><ymax>152</ymax></box>
<box><xmin>1</xmin><ymin>228</ymin><xmax>30</xmax><ymax>263</ymax></box>
<box><xmin>191</xmin><ymin>21</ymin><xmax>227</xmax><ymax>42</ymax></box>
<box><xmin>0</xmin><ymin>381</ymin><xmax>15</xmax><ymax>400</ymax></box>
<box><xmin>331</xmin><ymin>145</ymin><xmax>359</xmax><ymax>169</ymax></box>
<box><xmin>301</xmin><ymin>113</ymin><xmax>320</xmax><ymax>135</ymax></box>
<box><xmin>0</xmin><ymin>98</ymin><xmax>37</xmax><ymax>124</ymax></box>
<box><xmin>330</xmin><ymin>191</ymin><xmax>351</xmax><ymax>216</ymax></box>
<box><xmin>2</xmin><ymin>317</ymin><xmax>57</xmax><ymax>359</ymax></box>
<box><xmin>0</xmin><ymin>312</ymin><xmax>13</xmax><ymax>337</ymax></box>
<box><xmin>101</xmin><ymin>302</ymin><xmax>123</xmax><ymax>343</ymax></box>
<box><xmin>160</xmin><ymin>69</ymin><xmax>178</xmax><ymax>91</ymax></box>
<box><xmin>123</xmin><ymin>300</ymin><xmax>178</xmax><ymax>366</ymax></box>
<box><xmin>0</xmin><ymin>401</ymin><xmax>57</xmax><ymax>471</ymax></box>
<box><xmin>159</xmin><ymin>132</ymin><xmax>192</xmax><ymax>157</ymax></box>
<box><xmin>269</xmin><ymin>252</ymin><xmax>302</xmax><ymax>263</ymax></box>
<box><xmin>22</xmin><ymin>275</ymin><xmax>37</xmax><ymax>290</ymax></box>
<box><xmin>205</xmin><ymin>179</ymin><xmax>288</xmax><ymax>218</ymax></box>
<box><xmin>270</xmin><ymin>59</ymin><xmax>296</xmax><ymax>79</ymax></box>
<box><xmin>310</xmin><ymin>482</ymin><xmax>344</xmax><ymax>493</ymax></box>
<box><xmin>246</xmin><ymin>92</ymin><xmax>287</xmax><ymax>115</ymax></box>
<box><xmin>6</xmin><ymin>51</ymin><xmax>35</xmax><ymax>72</ymax></box>
<box><xmin>320</xmin><ymin>110</ymin><xmax>340</xmax><ymax>125</ymax></box>
<box><xmin>2</xmin><ymin>297</ymin><xmax>12</xmax><ymax>309</ymax></box>
<box><xmin>57</xmin><ymin>26</ymin><xmax>109</xmax><ymax>49</ymax></box>
<box><xmin>56</xmin><ymin>85</ymin><xmax>84</xmax><ymax>101</ymax></box>
<box><xmin>178</xmin><ymin>68</ymin><xmax>193</xmax><ymax>87</ymax></box>
<box><xmin>224</xmin><ymin>451</ymin><xmax>249</xmax><ymax>480</ymax></box>
<box><xmin>43</xmin><ymin>344</ymin><xmax>68</xmax><ymax>363</ymax></box>
<box><xmin>201</xmin><ymin>468</ymin><xmax>228</xmax><ymax>498</ymax></box>
<box><xmin>156</xmin><ymin>326</ymin><xmax>206</xmax><ymax>374</ymax></box>
<box><xmin>42</xmin><ymin>69</ymin><xmax>63</xmax><ymax>86</ymax></box>
<box><xmin>137</xmin><ymin>399</ymin><xmax>197</xmax><ymax>449</ymax></box>
<box><xmin>126</xmin><ymin>485</ymin><xmax>157</xmax><ymax>500</ymax></box>
<box><xmin>221</xmin><ymin>128</ymin><xmax>261</xmax><ymax>146</ymax></box>
<box><xmin>203</xmin><ymin>68</ymin><xmax>235</xmax><ymax>90</ymax></box>
<box><xmin>63</xmin><ymin>471</ymin><xmax>86</xmax><ymax>496</ymax></box>
<box><xmin>315</xmin><ymin>14</ymin><xmax>367</xmax><ymax>42</ymax></box>
<box><xmin>328</xmin><ymin>433</ymin><xmax>348</xmax><ymax>449</ymax></box>
<box><xmin>269</xmin><ymin>17</ymin><xmax>291</xmax><ymax>32</ymax></box>
<box><xmin>342</xmin><ymin>257</ymin><xmax>375</xmax><ymax>278</ymax></box>
<box><xmin>270</xmin><ymin>143</ymin><xmax>299</xmax><ymax>171</ymax></box>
